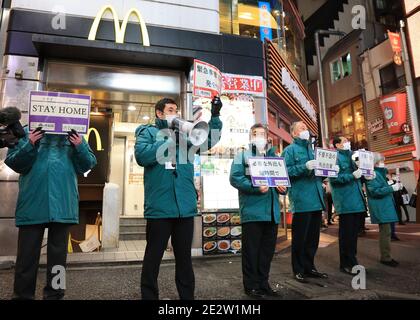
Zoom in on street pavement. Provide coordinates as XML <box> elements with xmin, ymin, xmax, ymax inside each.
<box><xmin>1</xmin><ymin>222</ymin><xmax>420</xmax><ymax>300</ymax></box>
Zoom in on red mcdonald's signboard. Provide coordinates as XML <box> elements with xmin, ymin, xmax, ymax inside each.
<box><xmin>380</xmin><ymin>93</ymin><xmax>407</xmax><ymax>135</ymax></box>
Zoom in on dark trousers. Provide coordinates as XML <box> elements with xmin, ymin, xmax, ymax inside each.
<box><xmin>291</xmin><ymin>211</ymin><xmax>322</xmax><ymax>275</ymax></box>
<box><xmin>241</xmin><ymin>222</ymin><xmax>278</xmax><ymax>291</ymax></box>
<box><xmin>396</xmin><ymin>203</ymin><xmax>410</xmax><ymax>223</ymax></box>
<box><xmin>391</xmin><ymin>222</ymin><xmax>397</xmax><ymax>238</ymax></box>
<box><xmin>141</xmin><ymin>218</ymin><xmax>195</xmax><ymax>300</ymax></box>
<box><xmin>13</xmin><ymin>223</ymin><xmax>70</xmax><ymax>300</ymax></box>
<box><xmin>359</xmin><ymin>212</ymin><xmax>367</xmax><ymax>232</ymax></box>
<box><xmin>326</xmin><ymin>193</ymin><xmax>333</xmax><ymax>223</ymax></box>
<box><xmin>339</xmin><ymin>212</ymin><xmax>362</xmax><ymax>268</ymax></box>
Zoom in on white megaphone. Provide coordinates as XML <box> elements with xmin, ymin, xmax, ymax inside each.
<box><xmin>171</xmin><ymin>117</ymin><xmax>209</xmax><ymax>146</ymax></box>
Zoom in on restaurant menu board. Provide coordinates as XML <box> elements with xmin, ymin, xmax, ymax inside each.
<box><xmin>202</xmin><ymin>212</ymin><xmax>242</xmax><ymax>255</ymax></box>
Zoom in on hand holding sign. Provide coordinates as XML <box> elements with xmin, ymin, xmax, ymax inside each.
<box><xmin>29</xmin><ymin>127</ymin><xmax>45</xmax><ymax>146</ymax></box>
<box><xmin>276</xmin><ymin>185</ymin><xmax>287</xmax><ymax>193</ymax></box>
<box><xmin>306</xmin><ymin>160</ymin><xmax>318</xmax><ymax>171</ymax></box>
<box><xmin>68</xmin><ymin>129</ymin><xmax>82</xmax><ymax>147</ymax></box>
<box><xmin>259</xmin><ymin>185</ymin><xmax>269</xmax><ymax>193</ymax></box>
<box><xmin>211</xmin><ymin>96</ymin><xmax>223</xmax><ymax>117</ymax></box>
<box><xmin>352</xmin><ymin>168</ymin><xmax>363</xmax><ymax>179</ymax></box>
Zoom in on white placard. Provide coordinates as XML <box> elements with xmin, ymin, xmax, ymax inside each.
<box><xmin>315</xmin><ymin>148</ymin><xmax>338</xmax><ymax>177</ymax></box>
<box><xmin>358</xmin><ymin>150</ymin><xmax>375</xmax><ymax>177</ymax></box>
<box><xmin>248</xmin><ymin>157</ymin><xmax>291</xmax><ymax>187</ymax></box>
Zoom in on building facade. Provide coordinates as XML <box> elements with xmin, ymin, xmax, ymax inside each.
<box><xmin>0</xmin><ymin>0</ymin><xmax>314</xmax><ymax>257</ymax></box>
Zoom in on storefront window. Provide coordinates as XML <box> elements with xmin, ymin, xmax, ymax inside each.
<box><xmin>220</xmin><ymin>0</ymin><xmax>306</xmax><ymax>81</ymax></box>
<box><xmin>330</xmin><ymin>98</ymin><xmax>368</xmax><ymax>150</ymax></box>
<box><xmin>379</xmin><ymin>63</ymin><xmax>406</xmax><ymax>95</ymax></box>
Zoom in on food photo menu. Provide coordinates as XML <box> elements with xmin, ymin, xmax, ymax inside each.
<box><xmin>202</xmin><ymin>211</ymin><xmax>242</xmax><ymax>255</ymax></box>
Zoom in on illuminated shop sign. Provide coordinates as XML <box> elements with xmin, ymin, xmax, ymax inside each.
<box><xmin>281</xmin><ymin>67</ymin><xmax>317</xmax><ymax>122</ymax></box>
<box><xmin>88</xmin><ymin>5</ymin><xmax>150</xmax><ymax>46</ymax></box>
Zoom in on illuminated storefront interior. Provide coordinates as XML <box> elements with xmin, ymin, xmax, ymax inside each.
<box><xmin>329</xmin><ymin>98</ymin><xmax>368</xmax><ymax>150</ymax></box>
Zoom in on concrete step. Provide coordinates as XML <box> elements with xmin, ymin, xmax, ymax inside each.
<box><xmin>119</xmin><ymin>231</ymin><xmax>147</xmax><ymax>241</ymax></box>
<box><xmin>119</xmin><ymin>224</ymin><xmax>146</xmax><ymax>233</ymax></box>
<box><xmin>119</xmin><ymin>217</ymin><xmax>146</xmax><ymax>226</ymax></box>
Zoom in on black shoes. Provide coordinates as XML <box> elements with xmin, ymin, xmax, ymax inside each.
<box><xmin>340</xmin><ymin>266</ymin><xmax>357</xmax><ymax>275</ymax></box>
<box><xmin>244</xmin><ymin>289</ymin><xmax>266</xmax><ymax>299</ymax></box>
<box><xmin>294</xmin><ymin>273</ymin><xmax>308</xmax><ymax>283</ymax></box>
<box><xmin>261</xmin><ymin>286</ymin><xmax>281</xmax><ymax>297</ymax></box>
<box><xmin>391</xmin><ymin>235</ymin><xmax>400</xmax><ymax>241</ymax></box>
<box><xmin>380</xmin><ymin>259</ymin><xmax>399</xmax><ymax>267</ymax></box>
<box><xmin>306</xmin><ymin>269</ymin><xmax>328</xmax><ymax>279</ymax></box>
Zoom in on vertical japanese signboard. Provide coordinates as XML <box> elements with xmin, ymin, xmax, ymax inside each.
<box><xmin>193</xmin><ymin>59</ymin><xmax>222</xmax><ymax>98</ymax></box>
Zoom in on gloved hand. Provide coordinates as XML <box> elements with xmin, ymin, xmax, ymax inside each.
<box><xmin>364</xmin><ymin>171</ymin><xmax>376</xmax><ymax>180</ymax></box>
<box><xmin>67</xmin><ymin>129</ymin><xmax>82</xmax><ymax>147</ymax></box>
<box><xmin>29</xmin><ymin>127</ymin><xmax>45</xmax><ymax>146</ymax></box>
<box><xmin>352</xmin><ymin>168</ymin><xmax>363</xmax><ymax>179</ymax></box>
<box><xmin>392</xmin><ymin>183</ymin><xmax>402</xmax><ymax>192</ymax></box>
<box><xmin>211</xmin><ymin>96</ymin><xmax>223</xmax><ymax>117</ymax></box>
<box><xmin>305</xmin><ymin>160</ymin><xmax>318</xmax><ymax>171</ymax></box>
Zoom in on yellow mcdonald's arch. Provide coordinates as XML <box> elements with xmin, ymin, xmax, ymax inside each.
<box><xmin>84</xmin><ymin>128</ymin><xmax>103</xmax><ymax>151</ymax></box>
<box><xmin>88</xmin><ymin>5</ymin><xmax>150</xmax><ymax>46</ymax></box>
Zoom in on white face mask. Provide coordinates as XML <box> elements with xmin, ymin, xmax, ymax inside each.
<box><xmin>342</xmin><ymin>142</ymin><xmax>351</xmax><ymax>151</ymax></box>
<box><xmin>165</xmin><ymin>115</ymin><xmax>178</xmax><ymax>127</ymax></box>
<box><xmin>252</xmin><ymin>137</ymin><xmax>267</xmax><ymax>152</ymax></box>
<box><xmin>299</xmin><ymin>130</ymin><xmax>310</xmax><ymax>140</ymax></box>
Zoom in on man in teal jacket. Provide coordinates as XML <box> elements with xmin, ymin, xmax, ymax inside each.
<box><xmin>365</xmin><ymin>153</ymin><xmax>400</xmax><ymax>267</ymax></box>
<box><xmin>135</xmin><ymin>97</ymin><xmax>223</xmax><ymax>300</ymax></box>
<box><xmin>5</xmin><ymin>127</ymin><xmax>96</xmax><ymax>300</ymax></box>
<box><xmin>329</xmin><ymin>136</ymin><xmax>370</xmax><ymax>275</ymax></box>
<box><xmin>281</xmin><ymin>121</ymin><xmax>332</xmax><ymax>283</ymax></box>
<box><xmin>230</xmin><ymin>123</ymin><xmax>287</xmax><ymax>299</ymax></box>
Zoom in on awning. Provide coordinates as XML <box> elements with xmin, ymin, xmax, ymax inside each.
<box><xmin>32</xmin><ymin>34</ymin><xmax>195</xmax><ymax>71</ymax></box>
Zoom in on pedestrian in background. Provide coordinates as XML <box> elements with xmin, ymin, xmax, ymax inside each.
<box><xmin>324</xmin><ymin>180</ymin><xmax>334</xmax><ymax>225</ymax></box>
<box><xmin>390</xmin><ymin>175</ymin><xmax>410</xmax><ymax>224</ymax></box>
<box><xmin>6</xmin><ymin>128</ymin><xmax>97</xmax><ymax>300</ymax></box>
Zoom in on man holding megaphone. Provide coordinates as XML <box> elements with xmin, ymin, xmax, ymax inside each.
<box><xmin>135</xmin><ymin>96</ymin><xmax>223</xmax><ymax>300</ymax></box>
